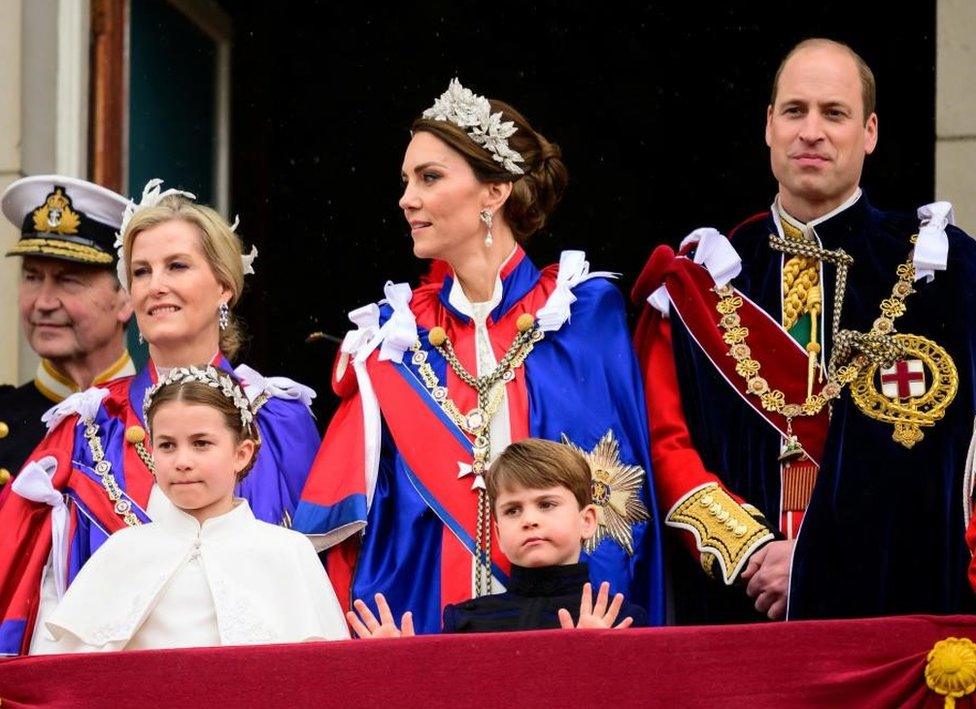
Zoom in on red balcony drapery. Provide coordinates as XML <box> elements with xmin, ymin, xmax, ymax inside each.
<box><xmin>0</xmin><ymin>614</ymin><xmax>973</xmax><ymax>708</ymax></box>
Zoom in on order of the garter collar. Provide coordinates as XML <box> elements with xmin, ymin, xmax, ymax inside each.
<box><xmin>422</xmin><ymin>78</ymin><xmax>525</xmax><ymax>175</ymax></box>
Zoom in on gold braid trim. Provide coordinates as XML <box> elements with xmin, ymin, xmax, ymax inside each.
<box><xmin>7</xmin><ymin>238</ymin><xmax>113</xmax><ymax>264</ymax></box>
<box><xmin>666</xmin><ymin>483</ymin><xmax>774</xmax><ymax>585</ymax></box>
<box><xmin>781</xmin><ymin>220</ymin><xmax>821</xmax><ymax>331</ymax></box>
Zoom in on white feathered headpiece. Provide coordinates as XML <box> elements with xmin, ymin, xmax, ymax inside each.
<box><xmin>114</xmin><ymin>178</ymin><xmax>258</xmax><ymax>289</ymax></box>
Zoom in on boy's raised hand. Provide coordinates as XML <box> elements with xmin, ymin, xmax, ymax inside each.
<box><xmin>346</xmin><ymin>593</ymin><xmax>415</xmax><ymax>639</ymax></box>
<box><xmin>558</xmin><ymin>581</ymin><xmax>634</xmax><ymax>630</ymax></box>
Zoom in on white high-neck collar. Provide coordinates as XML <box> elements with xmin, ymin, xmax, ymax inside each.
<box><xmin>773</xmin><ymin>188</ymin><xmax>863</xmax><ymax>234</ymax></box>
<box><xmin>447</xmin><ymin>245</ymin><xmax>518</xmax><ymax>318</ymax></box>
<box><xmin>149</xmin><ymin>491</ymin><xmax>253</xmax><ymax>539</ymax></box>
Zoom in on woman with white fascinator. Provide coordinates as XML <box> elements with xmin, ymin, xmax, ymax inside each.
<box><xmin>0</xmin><ymin>181</ymin><xmax>321</xmax><ymax>655</ymax></box>
<box><xmin>293</xmin><ymin>79</ymin><xmax>665</xmax><ymax>634</ymax></box>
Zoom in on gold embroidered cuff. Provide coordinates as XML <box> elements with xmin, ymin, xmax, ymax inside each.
<box><xmin>666</xmin><ymin>483</ymin><xmax>774</xmax><ymax>585</ymax></box>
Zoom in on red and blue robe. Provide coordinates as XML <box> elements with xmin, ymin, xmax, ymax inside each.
<box><xmin>633</xmin><ymin>194</ymin><xmax>976</xmax><ymax>623</ymax></box>
<box><xmin>0</xmin><ymin>356</ymin><xmax>320</xmax><ymax>655</ymax></box>
<box><xmin>294</xmin><ymin>247</ymin><xmax>665</xmax><ymax>633</ymax></box>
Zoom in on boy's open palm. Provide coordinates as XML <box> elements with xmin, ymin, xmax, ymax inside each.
<box><xmin>558</xmin><ymin>581</ymin><xmax>634</xmax><ymax>630</ymax></box>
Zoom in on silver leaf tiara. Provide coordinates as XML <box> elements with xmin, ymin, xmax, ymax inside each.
<box><xmin>422</xmin><ymin>79</ymin><xmax>525</xmax><ymax>175</ymax></box>
<box><xmin>143</xmin><ymin>365</ymin><xmax>255</xmax><ymax>435</ymax></box>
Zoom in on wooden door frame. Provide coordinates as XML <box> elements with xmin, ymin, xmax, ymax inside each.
<box><xmin>89</xmin><ymin>0</ymin><xmax>126</xmax><ymax>194</ymax></box>
<box><xmin>88</xmin><ymin>0</ymin><xmax>232</xmax><ymax>211</ymax></box>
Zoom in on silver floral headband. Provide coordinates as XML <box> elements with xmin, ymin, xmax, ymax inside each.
<box><xmin>422</xmin><ymin>79</ymin><xmax>525</xmax><ymax>175</ymax></box>
<box><xmin>143</xmin><ymin>365</ymin><xmax>255</xmax><ymax>435</ymax></box>
<box><xmin>114</xmin><ymin>179</ymin><xmax>258</xmax><ymax>290</ymax></box>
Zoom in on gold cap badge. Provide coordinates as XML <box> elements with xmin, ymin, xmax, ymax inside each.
<box><xmin>31</xmin><ymin>187</ymin><xmax>81</xmax><ymax>235</ymax></box>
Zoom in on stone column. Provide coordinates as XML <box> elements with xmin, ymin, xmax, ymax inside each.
<box><xmin>937</xmin><ymin>0</ymin><xmax>976</xmax><ymax>232</ymax></box>
<box><xmin>0</xmin><ymin>0</ymin><xmax>23</xmax><ymax>385</ymax></box>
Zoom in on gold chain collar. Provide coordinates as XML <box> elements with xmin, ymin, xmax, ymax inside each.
<box><xmin>713</xmin><ymin>234</ymin><xmax>920</xmax><ymax>449</ymax></box>
<box><xmin>409</xmin><ymin>313</ymin><xmax>542</xmax><ymax>596</ymax></box>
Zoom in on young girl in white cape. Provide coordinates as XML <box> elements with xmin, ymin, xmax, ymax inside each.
<box><xmin>35</xmin><ymin>365</ymin><xmax>349</xmax><ymax>653</ymax></box>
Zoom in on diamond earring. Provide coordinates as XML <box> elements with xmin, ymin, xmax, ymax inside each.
<box><xmin>480</xmin><ymin>209</ymin><xmax>494</xmax><ymax>247</ymax></box>
<box><xmin>138</xmin><ymin>331</ymin><xmax>144</xmax><ymax>345</ymax></box>
<box><xmin>218</xmin><ymin>302</ymin><xmax>230</xmax><ymax>331</ymax></box>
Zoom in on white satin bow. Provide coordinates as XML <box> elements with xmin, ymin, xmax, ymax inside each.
<box><xmin>336</xmin><ymin>303</ymin><xmax>389</xmax><ymax>515</ymax></box>
<box><xmin>377</xmin><ymin>282</ymin><xmax>418</xmax><ymax>362</ymax></box>
<box><xmin>12</xmin><ymin>456</ymin><xmax>68</xmax><ymax>599</ymax></box>
<box><xmin>646</xmin><ymin>286</ymin><xmax>671</xmax><ymax>316</ymax></box>
<box><xmin>915</xmin><ymin>201</ymin><xmax>954</xmax><ymax>283</ymax></box>
<box><xmin>341</xmin><ymin>303</ymin><xmax>381</xmax><ymax>357</ymax></box>
<box><xmin>647</xmin><ymin>227</ymin><xmax>741</xmax><ymax>316</ymax></box>
<box><xmin>233</xmin><ymin>364</ymin><xmax>316</xmax><ymax>408</ymax></box>
<box><xmin>536</xmin><ymin>250</ymin><xmax>618</xmax><ymax>332</ymax></box>
<box><xmin>348</xmin><ymin>282</ymin><xmax>417</xmax><ymax>364</ymax></box>
<box><xmin>41</xmin><ymin>388</ymin><xmax>109</xmax><ymax>431</ymax></box>
<box><xmin>685</xmin><ymin>227</ymin><xmax>742</xmax><ymax>286</ymax></box>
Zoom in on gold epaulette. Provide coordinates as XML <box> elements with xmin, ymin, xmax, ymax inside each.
<box><xmin>666</xmin><ymin>483</ymin><xmax>774</xmax><ymax>585</ymax></box>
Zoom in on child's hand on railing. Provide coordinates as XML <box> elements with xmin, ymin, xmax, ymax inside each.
<box><xmin>558</xmin><ymin>582</ymin><xmax>634</xmax><ymax>630</ymax></box>
<box><xmin>346</xmin><ymin>593</ymin><xmax>415</xmax><ymax>639</ymax></box>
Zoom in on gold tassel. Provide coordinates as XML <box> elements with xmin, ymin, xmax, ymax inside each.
<box><xmin>805</xmin><ymin>286</ymin><xmax>822</xmax><ymax>399</ymax></box>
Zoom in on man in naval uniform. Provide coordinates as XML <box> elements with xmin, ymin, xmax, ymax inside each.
<box><xmin>0</xmin><ymin>176</ymin><xmax>134</xmax><ymax>486</ymax></box>
<box><xmin>633</xmin><ymin>39</ymin><xmax>976</xmax><ymax>622</ymax></box>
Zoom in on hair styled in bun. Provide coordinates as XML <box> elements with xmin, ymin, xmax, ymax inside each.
<box><xmin>411</xmin><ymin>98</ymin><xmax>568</xmax><ymax>243</ymax></box>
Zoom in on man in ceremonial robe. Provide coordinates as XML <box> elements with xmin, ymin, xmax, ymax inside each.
<box><xmin>0</xmin><ymin>176</ymin><xmax>134</xmax><ymax>488</ymax></box>
<box><xmin>633</xmin><ymin>38</ymin><xmax>976</xmax><ymax>622</ymax></box>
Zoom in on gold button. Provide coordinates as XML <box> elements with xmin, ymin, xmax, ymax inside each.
<box><xmin>427</xmin><ymin>327</ymin><xmax>447</xmax><ymax>347</ymax></box>
<box><xmin>125</xmin><ymin>425</ymin><xmax>146</xmax><ymax>444</ymax></box>
<box><xmin>0</xmin><ymin>468</ymin><xmax>10</xmax><ymax>485</ymax></box>
<box><xmin>0</xmin><ymin>421</ymin><xmax>8</xmax><ymax>439</ymax></box>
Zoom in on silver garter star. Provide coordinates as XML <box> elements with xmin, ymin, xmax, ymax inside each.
<box><xmin>562</xmin><ymin>429</ymin><xmax>650</xmax><ymax>555</ymax></box>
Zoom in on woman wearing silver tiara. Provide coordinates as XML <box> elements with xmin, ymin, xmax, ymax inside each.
<box><xmin>294</xmin><ymin>79</ymin><xmax>665</xmax><ymax>633</ymax></box>
<box><xmin>0</xmin><ymin>182</ymin><xmax>321</xmax><ymax>655</ymax></box>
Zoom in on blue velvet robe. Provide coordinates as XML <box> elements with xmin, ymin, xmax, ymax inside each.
<box><xmin>668</xmin><ymin>195</ymin><xmax>976</xmax><ymax>621</ymax></box>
